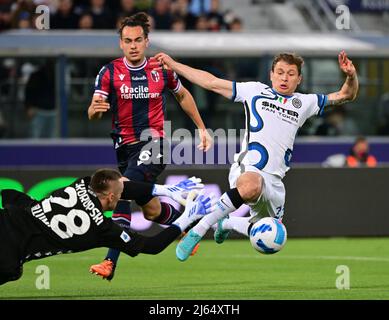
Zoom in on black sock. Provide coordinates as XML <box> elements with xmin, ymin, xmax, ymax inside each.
<box><xmin>107</xmin><ymin>200</ymin><xmax>132</xmax><ymax>263</ymax></box>
<box><xmin>247</xmin><ymin>222</ymin><xmax>254</xmax><ymax>237</ymax></box>
<box><xmin>154</xmin><ymin>202</ymin><xmax>182</xmax><ymax>225</ymax></box>
<box><xmin>226</xmin><ymin>188</ymin><xmax>245</xmax><ymax>208</ymax></box>
<box><xmin>122</xmin><ymin>181</ymin><xmax>153</xmax><ymax>202</ymax></box>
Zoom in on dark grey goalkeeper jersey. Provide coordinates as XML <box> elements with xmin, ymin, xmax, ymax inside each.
<box><xmin>0</xmin><ymin>177</ymin><xmax>183</xmax><ymax>286</ymax></box>
<box><xmin>0</xmin><ymin>177</ymin><xmax>144</xmax><ymax>264</ymax></box>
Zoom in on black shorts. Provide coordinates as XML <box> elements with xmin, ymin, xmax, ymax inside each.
<box><xmin>116</xmin><ymin>138</ymin><xmax>168</xmax><ymax>205</ymax></box>
<box><xmin>116</xmin><ymin>138</ymin><xmax>168</xmax><ymax>182</ymax></box>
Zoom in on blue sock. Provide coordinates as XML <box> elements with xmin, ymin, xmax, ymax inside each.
<box><xmin>105</xmin><ymin>248</ymin><xmax>121</xmax><ymax>264</ymax></box>
<box><xmin>106</xmin><ymin>200</ymin><xmax>132</xmax><ymax>264</ymax></box>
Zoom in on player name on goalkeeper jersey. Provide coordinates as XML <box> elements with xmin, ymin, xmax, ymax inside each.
<box><xmin>75</xmin><ymin>181</ymin><xmax>104</xmax><ymax>226</ymax></box>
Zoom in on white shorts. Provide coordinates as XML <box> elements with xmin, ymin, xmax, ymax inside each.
<box><xmin>228</xmin><ymin>162</ymin><xmax>286</xmax><ymax>220</ymax></box>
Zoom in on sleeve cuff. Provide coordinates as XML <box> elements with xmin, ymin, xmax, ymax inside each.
<box><xmin>317</xmin><ymin>94</ymin><xmax>328</xmax><ymax>116</ymax></box>
<box><xmin>231</xmin><ymin>81</ymin><xmax>237</xmax><ymax>101</ymax></box>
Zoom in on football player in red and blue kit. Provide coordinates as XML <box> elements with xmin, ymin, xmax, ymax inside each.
<box><xmin>87</xmin><ymin>12</ymin><xmax>212</xmax><ymax>280</ymax></box>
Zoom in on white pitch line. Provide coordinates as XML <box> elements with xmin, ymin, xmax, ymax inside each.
<box><xmin>232</xmin><ymin>254</ymin><xmax>389</xmax><ymax>262</ymax></box>
<box><xmin>28</xmin><ymin>254</ymin><xmax>389</xmax><ymax>263</ymax></box>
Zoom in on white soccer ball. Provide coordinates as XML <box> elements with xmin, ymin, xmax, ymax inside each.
<box><xmin>249</xmin><ymin>217</ymin><xmax>287</xmax><ymax>254</ymax></box>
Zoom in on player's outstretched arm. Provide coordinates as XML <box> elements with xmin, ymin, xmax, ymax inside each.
<box><xmin>326</xmin><ymin>51</ymin><xmax>359</xmax><ymax>106</ymax></box>
<box><xmin>173</xmin><ymin>86</ymin><xmax>213</xmax><ymax>152</ymax></box>
<box><xmin>107</xmin><ymin>190</ymin><xmax>215</xmax><ymax>257</ymax></box>
<box><xmin>154</xmin><ymin>52</ymin><xmax>233</xmax><ymax>99</ymax></box>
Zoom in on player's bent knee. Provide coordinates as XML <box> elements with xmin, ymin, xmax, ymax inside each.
<box><xmin>142</xmin><ymin>198</ymin><xmax>162</xmax><ymax>221</ymax></box>
<box><xmin>143</xmin><ymin>210</ymin><xmax>160</xmax><ymax>221</ymax></box>
<box><xmin>236</xmin><ymin>172</ymin><xmax>263</xmax><ymax>203</ymax></box>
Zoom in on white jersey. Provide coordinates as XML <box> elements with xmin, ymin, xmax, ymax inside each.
<box><xmin>233</xmin><ymin>81</ymin><xmax>327</xmax><ymax>178</ymax></box>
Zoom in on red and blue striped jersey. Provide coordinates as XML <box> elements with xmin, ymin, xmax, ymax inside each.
<box><xmin>94</xmin><ymin>57</ymin><xmax>181</xmax><ymax>146</ymax></box>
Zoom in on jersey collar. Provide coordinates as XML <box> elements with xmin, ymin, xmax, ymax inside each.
<box><xmin>271</xmin><ymin>88</ymin><xmax>294</xmax><ymax>99</ymax></box>
<box><xmin>123</xmin><ymin>57</ymin><xmax>147</xmax><ymax>71</ymax></box>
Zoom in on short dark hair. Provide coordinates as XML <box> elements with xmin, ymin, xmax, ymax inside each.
<box><xmin>354</xmin><ymin>136</ymin><xmax>367</xmax><ymax>145</ymax></box>
<box><xmin>90</xmin><ymin>168</ymin><xmax>122</xmax><ymax>194</ymax></box>
<box><xmin>272</xmin><ymin>53</ymin><xmax>304</xmax><ymax>75</ymax></box>
<box><xmin>118</xmin><ymin>12</ymin><xmax>150</xmax><ymax>38</ymax></box>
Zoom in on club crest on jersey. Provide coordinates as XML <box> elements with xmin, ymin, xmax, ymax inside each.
<box><xmin>151</xmin><ymin>70</ymin><xmax>160</xmax><ymax>82</ymax></box>
<box><xmin>292</xmin><ymin>98</ymin><xmax>302</xmax><ymax>109</ymax></box>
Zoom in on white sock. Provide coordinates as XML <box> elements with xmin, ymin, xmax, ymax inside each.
<box><xmin>223</xmin><ymin>216</ymin><xmax>251</xmax><ymax>237</ymax></box>
<box><xmin>193</xmin><ymin>192</ymin><xmax>237</xmax><ymax>237</ymax></box>
<box><xmin>173</xmin><ymin>213</ymin><xmax>192</xmax><ymax>232</ymax></box>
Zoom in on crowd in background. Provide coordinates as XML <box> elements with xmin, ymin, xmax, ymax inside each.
<box><xmin>0</xmin><ymin>1</ymin><xmax>388</xmax><ymax>142</ymax></box>
<box><xmin>0</xmin><ymin>0</ymin><xmax>243</xmax><ymax>32</ymax></box>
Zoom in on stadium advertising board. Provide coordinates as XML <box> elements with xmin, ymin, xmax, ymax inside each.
<box><xmin>1</xmin><ymin>167</ymin><xmax>389</xmax><ymax>237</ymax></box>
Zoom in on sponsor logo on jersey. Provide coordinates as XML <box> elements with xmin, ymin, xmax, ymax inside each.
<box><xmin>132</xmin><ymin>75</ymin><xmax>147</xmax><ymax>81</ymax></box>
<box><xmin>120</xmin><ymin>83</ymin><xmax>130</xmax><ymax>94</ymax></box>
<box><xmin>261</xmin><ymin>101</ymin><xmax>299</xmax><ymax>123</ymax></box>
<box><xmin>120</xmin><ymin>84</ymin><xmax>160</xmax><ymax>100</ymax></box>
<box><xmin>292</xmin><ymin>98</ymin><xmax>302</xmax><ymax>109</ymax></box>
<box><xmin>151</xmin><ymin>70</ymin><xmax>160</xmax><ymax>82</ymax></box>
<box><xmin>119</xmin><ymin>74</ymin><xmax>125</xmax><ymax>81</ymax></box>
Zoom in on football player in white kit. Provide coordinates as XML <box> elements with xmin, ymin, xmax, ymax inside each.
<box><xmin>155</xmin><ymin>51</ymin><xmax>359</xmax><ymax>261</ymax></box>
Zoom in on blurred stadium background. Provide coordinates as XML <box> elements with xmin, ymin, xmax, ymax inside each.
<box><xmin>1</xmin><ymin>0</ymin><xmax>389</xmax><ymax>299</ymax></box>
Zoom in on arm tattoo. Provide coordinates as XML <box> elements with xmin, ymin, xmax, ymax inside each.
<box><xmin>326</xmin><ymin>93</ymin><xmax>351</xmax><ymax>106</ymax></box>
<box><xmin>326</xmin><ymin>75</ymin><xmax>358</xmax><ymax>106</ymax></box>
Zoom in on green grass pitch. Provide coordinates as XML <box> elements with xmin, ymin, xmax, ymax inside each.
<box><xmin>1</xmin><ymin>238</ymin><xmax>389</xmax><ymax>300</ymax></box>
